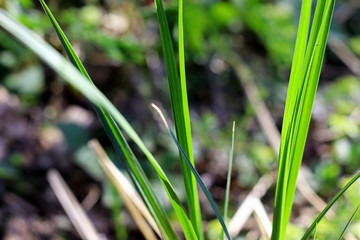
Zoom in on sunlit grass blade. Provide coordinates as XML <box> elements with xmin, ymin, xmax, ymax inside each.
<box><xmin>152</xmin><ymin>104</ymin><xmax>232</xmax><ymax>240</ymax></box>
<box><xmin>272</xmin><ymin>0</ymin><xmax>336</xmax><ymax>239</ymax></box>
<box><xmin>272</xmin><ymin>0</ymin><xmax>312</xmax><ymax>235</ymax></box>
<box><xmin>301</xmin><ymin>171</ymin><xmax>360</xmax><ymax>240</ymax></box>
<box><xmin>177</xmin><ymin>0</ymin><xmax>203</xmax><ymax>237</ymax></box>
<box><xmin>337</xmin><ymin>204</ymin><xmax>360</xmax><ymax>240</ymax></box>
<box><xmin>154</xmin><ymin>0</ymin><xmax>203</xmax><ymax>236</ymax></box>
<box><xmin>0</xmin><ymin>9</ymin><xmax>198</xmax><ymax>239</ymax></box>
<box><xmin>39</xmin><ymin>0</ymin><xmax>90</xmax><ymax>80</ymax></box>
<box><xmin>38</xmin><ymin>1</ymin><xmax>178</xmax><ymax>238</ymax></box>
<box><xmin>284</xmin><ymin>0</ymin><xmax>335</xmax><ymax>225</ymax></box>
<box><xmin>220</xmin><ymin>121</ymin><xmax>235</xmax><ymax>240</ymax></box>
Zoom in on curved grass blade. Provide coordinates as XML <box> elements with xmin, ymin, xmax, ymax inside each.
<box><xmin>301</xmin><ymin>171</ymin><xmax>360</xmax><ymax>240</ymax></box>
<box><xmin>154</xmin><ymin>0</ymin><xmax>203</xmax><ymax>236</ymax></box>
<box><xmin>0</xmin><ymin>9</ymin><xmax>198</xmax><ymax>240</ymax></box>
<box><xmin>337</xmin><ymin>204</ymin><xmax>360</xmax><ymax>240</ymax></box>
<box><xmin>38</xmin><ymin>1</ymin><xmax>178</xmax><ymax>238</ymax></box>
<box><xmin>220</xmin><ymin>121</ymin><xmax>235</xmax><ymax>240</ymax></box>
<box><xmin>152</xmin><ymin>104</ymin><xmax>232</xmax><ymax>240</ymax></box>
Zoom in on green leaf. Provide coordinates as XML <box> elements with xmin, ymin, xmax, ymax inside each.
<box><xmin>152</xmin><ymin>104</ymin><xmax>232</xmax><ymax>240</ymax></box>
<box><xmin>154</xmin><ymin>0</ymin><xmax>203</xmax><ymax>237</ymax></box>
<box><xmin>220</xmin><ymin>121</ymin><xmax>235</xmax><ymax>240</ymax></box>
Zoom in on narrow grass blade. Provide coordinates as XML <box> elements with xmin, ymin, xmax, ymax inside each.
<box><xmin>284</xmin><ymin>0</ymin><xmax>336</xmax><ymax>227</ymax></box>
<box><xmin>302</xmin><ymin>171</ymin><xmax>360</xmax><ymax>240</ymax></box>
<box><xmin>252</xmin><ymin>198</ymin><xmax>271</xmax><ymax>240</ymax></box>
<box><xmin>178</xmin><ymin>0</ymin><xmax>203</xmax><ymax>237</ymax></box>
<box><xmin>285</xmin><ymin>1</ymin><xmax>335</xmax><ymax>221</ymax></box>
<box><xmin>272</xmin><ymin>0</ymin><xmax>312</xmax><ymax>238</ymax></box>
<box><xmin>0</xmin><ymin>10</ymin><xmax>198</xmax><ymax>240</ymax></box>
<box><xmin>154</xmin><ymin>0</ymin><xmax>203</xmax><ymax>236</ymax></box>
<box><xmin>272</xmin><ymin>1</ymin><xmax>335</xmax><ymax>239</ymax></box>
<box><xmin>89</xmin><ymin>140</ymin><xmax>159</xmax><ymax>240</ymax></box>
<box><xmin>152</xmin><ymin>104</ymin><xmax>232</xmax><ymax>240</ymax></box>
<box><xmin>220</xmin><ymin>121</ymin><xmax>235</xmax><ymax>240</ymax></box>
<box><xmin>37</xmin><ymin>2</ymin><xmax>178</xmax><ymax>239</ymax></box>
<box><xmin>337</xmin><ymin>205</ymin><xmax>360</xmax><ymax>240</ymax></box>
<box><xmin>47</xmin><ymin>169</ymin><xmax>102</xmax><ymax>240</ymax></box>
<box><xmin>38</xmin><ymin>0</ymin><xmax>90</xmax><ymax>80</ymax></box>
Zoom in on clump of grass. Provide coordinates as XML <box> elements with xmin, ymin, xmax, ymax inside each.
<box><xmin>272</xmin><ymin>0</ymin><xmax>335</xmax><ymax>239</ymax></box>
<box><xmin>1</xmin><ymin>0</ymin><xmax>360</xmax><ymax>239</ymax></box>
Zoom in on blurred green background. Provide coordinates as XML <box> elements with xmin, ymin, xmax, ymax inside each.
<box><xmin>1</xmin><ymin>0</ymin><xmax>360</xmax><ymax>239</ymax></box>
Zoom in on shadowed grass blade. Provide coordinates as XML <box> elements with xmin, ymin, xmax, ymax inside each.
<box><xmin>302</xmin><ymin>171</ymin><xmax>360</xmax><ymax>240</ymax></box>
<box><xmin>38</xmin><ymin>1</ymin><xmax>178</xmax><ymax>238</ymax></box>
<box><xmin>0</xmin><ymin>9</ymin><xmax>198</xmax><ymax>239</ymax></box>
<box><xmin>152</xmin><ymin>104</ymin><xmax>232</xmax><ymax>240</ymax></box>
<box><xmin>153</xmin><ymin>0</ymin><xmax>203</xmax><ymax>236</ymax></box>
<box><xmin>220</xmin><ymin>121</ymin><xmax>235</xmax><ymax>240</ymax></box>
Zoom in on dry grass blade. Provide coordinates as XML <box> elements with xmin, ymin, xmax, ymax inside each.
<box><xmin>89</xmin><ymin>139</ymin><xmax>160</xmax><ymax>239</ymax></box>
<box><xmin>252</xmin><ymin>198</ymin><xmax>271</xmax><ymax>240</ymax></box>
<box><xmin>328</xmin><ymin>36</ymin><xmax>360</xmax><ymax>77</ymax></box>
<box><xmin>47</xmin><ymin>169</ymin><xmax>103</xmax><ymax>240</ymax></box>
<box><xmin>297</xmin><ymin>168</ymin><xmax>335</xmax><ymax>217</ymax></box>
<box><xmin>228</xmin><ymin>174</ymin><xmax>273</xmax><ymax>238</ymax></box>
<box><xmin>228</xmin><ymin>53</ymin><xmax>280</xmax><ymax>154</ymax></box>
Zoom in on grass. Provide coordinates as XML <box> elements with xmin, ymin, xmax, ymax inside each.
<box><xmin>272</xmin><ymin>0</ymin><xmax>336</xmax><ymax>239</ymax></box>
<box><xmin>1</xmin><ymin>0</ymin><xmax>360</xmax><ymax>239</ymax></box>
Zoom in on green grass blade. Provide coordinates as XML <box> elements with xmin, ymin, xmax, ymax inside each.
<box><xmin>178</xmin><ymin>0</ymin><xmax>203</xmax><ymax>237</ymax></box>
<box><xmin>284</xmin><ymin>0</ymin><xmax>335</xmax><ymax>226</ymax></box>
<box><xmin>272</xmin><ymin>1</ymin><xmax>336</xmax><ymax>239</ymax></box>
<box><xmin>220</xmin><ymin>121</ymin><xmax>235</xmax><ymax>240</ymax></box>
<box><xmin>272</xmin><ymin>0</ymin><xmax>312</xmax><ymax>238</ymax></box>
<box><xmin>337</xmin><ymin>205</ymin><xmax>360</xmax><ymax>240</ymax></box>
<box><xmin>39</xmin><ymin>0</ymin><xmax>90</xmax><ymax>80</ymax></box>
<box><xmin>152</xmin><ymin>104</ymin><xmax>232</xmax><ymax>240</ymax></box>
<box><xmin>0</xmin><ymin>9</ymin><xmax>198</xmax><ymax>239</ymax></box>
<box><xmin>38</xmin><ymin>1</ymin><xmax>178</xmax><ymax>238</ymax></box>
<box><xmin>154</xmin><ymin>0</ymin><xmax>202</xmax><ymax>236</ymax></box>
<box><xmin>302</xmin><ymin>171</ymin><xmax>360</xmax><ymax>240</ymax></box>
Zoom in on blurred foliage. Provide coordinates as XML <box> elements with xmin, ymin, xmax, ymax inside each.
<box><xmin>236</xmin><ymin>0</ymin><xmax>296</xmax><ymax>66</ymax></box>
